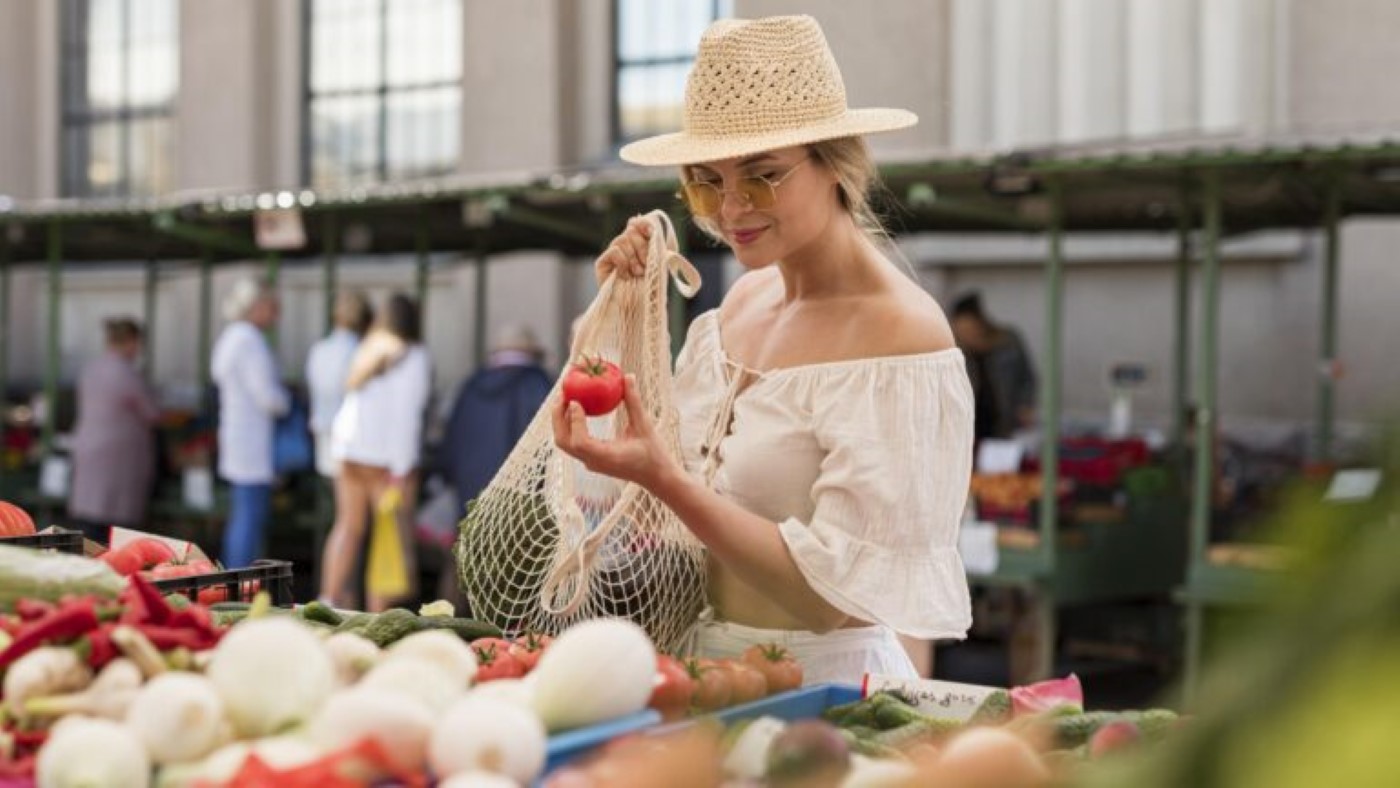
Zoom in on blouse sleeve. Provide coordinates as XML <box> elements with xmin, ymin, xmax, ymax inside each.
<box><xmin>776</xmin><ymin>356</ymin><xmax>977</xmax><ymax>640</ymax></box>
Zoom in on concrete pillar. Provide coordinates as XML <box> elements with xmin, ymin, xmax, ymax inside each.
<box><xmin>1127</xmin><ymin>0</ymin><xmax>1198</xmax><ymax>137</ymax></box>
<box><xmin>1058</xmin><ymin>0</ymin><xmax>1125</xmax><ymax>142</ymax></box>
<box><xmin>460</xmin><ymin>0</ymin><xmax>563</xmax><ymax>171</ymax></box>
<box><xmin>992</xmin><ymin>0</ymin><xmax>1058</xmax><ymax>148</ymax></box>
<box><xmin>950</xmin><ymin>0</ymin><xmax>994</xmax><ymax>150</ymax></box>
<box><xmin>1200</xmin><ymin>0</ymin><xmax>1276</xmax><ymax>135</ymax></box>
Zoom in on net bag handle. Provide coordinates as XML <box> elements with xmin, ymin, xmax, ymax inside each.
<box><xmin>539</xmin><ymin>210</ymin><xmax>700</xmax><ymax>616</ymax></box>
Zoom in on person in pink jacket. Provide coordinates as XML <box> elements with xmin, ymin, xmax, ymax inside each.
<box><xmin>68</xmin><ymin>318</ymin><xmax>162</xmax><ymax>542</ymax></box>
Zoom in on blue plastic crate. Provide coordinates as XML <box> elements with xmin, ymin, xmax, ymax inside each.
<box><xmin>544</xmin><ymin>708</ymin><xmax>663</xmax><ymax>773</ymax></box>
<box><xmin>710</xmin><ymin>683</ymin><xmax>863</xmax><ymax>726</ymax></box>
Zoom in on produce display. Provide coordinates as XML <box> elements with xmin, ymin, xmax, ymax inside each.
<box><xmin>0</xmin><ymin>500</ymin><xmax>1192</xmax><ymax>788</ymax></box>
<box><xmin>0</xmin><ymin>501</ymin><xmax>36</xmax><ymax>537</ymax></box>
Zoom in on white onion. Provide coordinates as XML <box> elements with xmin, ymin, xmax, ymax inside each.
<box><xmin>529</xmin><ymin>618</ymin><xmax>656</xmax><ymax>732</ymax></box>
<box><xmin>430</xmin><ymin>696</ymin><xmax>547</xmax><ymax>783</ymax></box>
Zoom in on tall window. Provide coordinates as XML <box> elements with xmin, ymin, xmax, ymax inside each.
<box><xmin>305</xmin><ymin>0</ymin><xmax>463</xmax><ymax>189</ymax></box>
<box><xmin>61</xmin><ymin>0</ymin><xmax>179</xmax><ymax>198</ymax></box>
<box><xmin>613</xmin><ymin>0</ymin><xmax>730</xmax><ymax>145</ymax></box>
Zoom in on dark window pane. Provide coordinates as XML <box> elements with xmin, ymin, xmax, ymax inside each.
<box><xmin>311</xmin><ymin>95</ymin><xmax>382</xmax><ymax>189</ymax></box>
<box><xmin>386</xmin><ymin>86</ymin><xmax>459</xmax><ymax>180</ymax></box>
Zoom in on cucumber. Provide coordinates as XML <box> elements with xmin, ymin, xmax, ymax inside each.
<box><xmin>0</xmin><ymin>544</ymin><xmax>123</xmax><ymax>612</ymax></box>
<box><xmin>210</xmin><ymin>601</ymin><xmax>252</xmax><ymax>613</ymax></box>
<box><xmin>1052</xmin><ymin>711</ymin><xmax>1122</xmax><ymax>749</ymax></box>
<box><xmin>300</xmin><ymin>600</ymin><xmax>343</xmax><ymax>627</ymax></box>
<box><xmin>335</xmin><ymin>612</ymin><xmax>375</xmax><ymax>633</ymax></box>
<box><xmin>361</xmin><ymin>608</ymin><xmax>420</xmax><ymax>647</ymax></box>
<box><xmin>416</xmin><ymin>616</ymin><xmax>503</xmax><ymax>643</ymax></box>
<box><xmin>873</xmin><ymin>699</ymin><xmax>926</xmax><ymax>730</ymax></box>
<box><xmin>969</xmin><ymin>689</ymin><xmax>1012</xmax><ymax>725</ymax></box>
<box><xmin>870</xmin><ymin>719</ymin><xmax>962</xmax><ymax>749</ymax></box>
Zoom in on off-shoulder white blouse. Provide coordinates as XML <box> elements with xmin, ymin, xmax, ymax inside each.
<box><xmin>673</xmin><ymin>310</ymin><xmax>975</xmax><ymax>640</ymax></box>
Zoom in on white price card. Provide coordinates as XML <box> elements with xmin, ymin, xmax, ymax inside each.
<box><xmin>863</xmin><ymin>675</ymin><xmax>1001</xmax><ymax>721</ymax></box>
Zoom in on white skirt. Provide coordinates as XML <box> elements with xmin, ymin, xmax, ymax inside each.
<box><xmin>692</xmin><ymin>614</ymin><xmax>918</xmax><ymax>686</ymax></box>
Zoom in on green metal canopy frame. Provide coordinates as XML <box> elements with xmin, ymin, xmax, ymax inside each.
<box><xmin>2</xmin><ymin>133</ymin><xmax>1398</xmax><ymax>691</ymax></box>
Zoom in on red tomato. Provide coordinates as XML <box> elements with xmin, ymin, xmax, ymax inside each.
<box><xmin>508</xmin><ymin>633</ymin><xmax>554</xmax><ymax>673</ymax></box>
<box><xmin>0</xmin><ymin>501</ymin><xmax>36</xmax><ymax>537</ymax></box>
<box><xmin>648</xmin><ymin>655</ymin><xmax>696</xmax><ymax>721</ymax></box>
<box><xmin>126</xmin><ymin>538</ymin><xmax>177</xmax><ymax>568</ymax></box>
<box><xmin>686</xmin><ymin>658</ymin><xmax>733</xmax><ymax>711</ymax></box>
<box><xmin>741</xmin><ymin>643</ymin><xmax>804</xmax><ymax>694</ymax></box>
<box><xmin>561</xmin><ymin>356</ymin><xmax>626</xmax><ymax>417</ymax></box>
<box><xmin>473</xmin><ymin>642</ymin><xmax>525</xmax><ymax>682</ymax></box>
<box><xmin>723</xmin><ymin>661</ymin><xmax>769</xmax><ymax>705</ymax></box>
<box><xmin>102</xmin><ymin>547</ymin><xmax>145</xmax><ymax>577</ymax></box>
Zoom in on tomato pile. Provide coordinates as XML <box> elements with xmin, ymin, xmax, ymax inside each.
<box><xmin>649</xmin><ymin>644</ymin><xmax>806</xmax><ymax>721</ymax></box>
<box><xmin>100</xmin><ymin>538</ymin><xmax>257</xmax><ymax>605</ymax></box>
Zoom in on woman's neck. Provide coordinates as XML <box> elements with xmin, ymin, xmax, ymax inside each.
<box><xmin>773</xmin><ymin>212</ymin><xmax>889</xmax><ymax>304</ymax></box>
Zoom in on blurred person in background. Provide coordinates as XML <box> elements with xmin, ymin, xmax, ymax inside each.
<box><xmin>438</xmin><ymin>324</ymin><xmax>552</xmax><ymax>514</ymax></box>
<box><xmin>305</xmin><ymin>290</ymin><xmax>373</xmax><ymax>478</ymax></box>
<box><xmin>950</xmin><ymin>292</ymin><xmax>1038</xmax><ymax>442</ymax></box>
<box><xmin>68</xmin><ymin>317</ymin><xmax>162</xmax><ymax>542</ymax></box>
<box><xmin>211</xmin><ymin>278</ymin><xmax>289</xmax><ymax>569</ymax></box>
<box><xmin>322</xmin><ymin>293</ymin><xmax>432</xmax><ymax>611</ymax></box>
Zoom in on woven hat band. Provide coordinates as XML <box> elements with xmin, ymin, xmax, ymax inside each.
<box><xmin>683</xmin><ymin>16</ymin><xmax>850</xmax><ymax>139</ymax></box>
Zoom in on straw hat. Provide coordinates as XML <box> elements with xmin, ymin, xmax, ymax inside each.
<box><xmin>619</xmin><ymin>15</ymin><xmax>917</xmax><ymax>167</ymax></box>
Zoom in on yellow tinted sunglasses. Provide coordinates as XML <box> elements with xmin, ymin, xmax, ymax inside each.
<box><xmin>677</xmin><ymin>158</ymin><xmax>810</xmax><ymax>217</ymax></box>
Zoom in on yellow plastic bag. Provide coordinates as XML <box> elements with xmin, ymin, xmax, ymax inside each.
<box><xmin>366</xmin><ymin>486</ymin><xmax>409</xmax><ymax>599</ymax></box>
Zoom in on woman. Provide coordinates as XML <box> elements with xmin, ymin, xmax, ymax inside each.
<box><xmin>322</xmin><ymin>294</ymin><xmax>431</xmax><ymax>612</ymax></box>
<box><xmin>68</xmin><ymin>318</ymin><xmax>162</xmax><ymax>542</ymax></box>
<box><xmin>553</xmin><ymin>15</ymin><xmax>974</xmax><ymax>683</ymax></box>
<box><xmin>211</xmin><ymin>278</ymin><xmax>289</xmax><ymax>569</ymax></box>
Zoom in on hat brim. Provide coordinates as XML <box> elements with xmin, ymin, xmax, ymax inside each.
<box><xmin>618</xmin><ymin>108</ymin><xmax>918</xmax><ymax>167</ymax></box>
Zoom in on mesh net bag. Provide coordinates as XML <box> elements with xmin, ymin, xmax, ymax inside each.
<box><xmin>454</xmin><ymin>210</ymin><xmax>707</xmax><ymax>653</ymax></box>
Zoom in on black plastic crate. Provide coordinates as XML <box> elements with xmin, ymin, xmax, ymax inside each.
<box><xmin>152</xmin><ymin>559</ymin><xmax>295</xmax><ymax>606</ymax></box>
<box><xmin>0</xmin><ymin>528</ymin><xmax>86</xmax><ymax>555</ymax></box>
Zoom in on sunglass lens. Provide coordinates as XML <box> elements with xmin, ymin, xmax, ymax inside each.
<box><xmin>740</xmin><ymin>177</ymin><xmax>777</xmax><ymax>209</ymax></box>
<box><xmin>683</xmin><ymin>183</ymin><xmax>721</xmax><ymax>216</ymax></box>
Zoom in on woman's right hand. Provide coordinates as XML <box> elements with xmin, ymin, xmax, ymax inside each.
<box><xmin>594</xmin><ymin>216</ymin><xmax>653</xmax><ymax>286</ymax></box>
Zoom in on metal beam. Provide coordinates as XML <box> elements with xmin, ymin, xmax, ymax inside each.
<box><xmin>0</xmin><ymin>234</ymin><xmax>10</xmax><ymax>403</ymax></box>
<box><xmin>473</xmin><ymin>236</ymin><xmax>489</xmax><ymax>371</ymax></box>
<box><xmin>43</xmin><ymin>222</ymin><xmax>62</xmax><ymax>456</ymax></box>
<box><xmin>1039</xmin><ymin>176</ymin><xmax>1065</xmax><ymax>573</ymax></box>
<box><xmin>143</xmin><ymin>256</ymin><xmax>158</xmax><ymax>382</ymax></box>
<box><xmin>153</xmin><ymin>211</ymin><xmax>259</xmax><ymax>257</ymax></box>
<box><xmin>496</xmin><ymin>202</ymin><xmax>605</xmax><ymax>248</ymax></box>
<box><xmin>1173</xmin><ymin>183</ymin><xmax>1193</xmax><ymax>446</ymax></box>
<box><xmin>322</xmin><ymin>212</ymin><xmax>338</xmax><ymax>334</ymax></box>
<box><xmin>1190</xmin><ymin>171</ymin><xmax>1224</xmax><ymax>570</ymax></box>
<box><xmin>1316</xmin><ymin>170</ymin><xmax>1342</xmax><ymax>462</ymax></box>
<box><xmin>197</xmin><ymin>248</ymin><xmax>213</xmax><ymax>410</ymax></box>
<box><xmin>415</xmin><ymin>210</ymin><xmax>430</xmax><ymax>322</ymax></box>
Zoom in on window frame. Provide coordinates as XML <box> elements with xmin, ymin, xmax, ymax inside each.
<box><xmin>300</xmin><ymin>0</ymin><xmax>464</xmax><ymax>189</ymax></box>
<box><xmin>59</xmin><ymin>0</ymin><xmax>178</xmax><ymax>198</ymax></box>
<box><xmin>610</xmin><ymin>0</ymin><xmax>729</xmax><ymax>148</ymax></box>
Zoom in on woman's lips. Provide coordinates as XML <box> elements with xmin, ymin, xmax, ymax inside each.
<box><xmin>730</xmin><ymin>227</ymin><xmax>766</xmax><ymax>245</ymax></box>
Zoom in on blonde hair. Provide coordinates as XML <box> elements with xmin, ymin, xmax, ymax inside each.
<box><xmin>682</xmin><ymin>137</ymin><xmax>913</xmax><ymax>276</ymax></box>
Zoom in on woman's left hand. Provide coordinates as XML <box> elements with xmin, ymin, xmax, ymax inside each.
<box><xmin>552</xmin><ymin>374</ymin><xmax>679</xmax><ymax>492</ymax></box>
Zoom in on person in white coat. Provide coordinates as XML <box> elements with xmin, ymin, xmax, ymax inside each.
<box><xmin>211</xmin><ymin>278</ymin><xmax>289</xmax><ymax>569</ymax></box>
<box><xmin>322</xmin><ymin>293</ymin><xmax>431</xmax><ymax>611</ymax></box>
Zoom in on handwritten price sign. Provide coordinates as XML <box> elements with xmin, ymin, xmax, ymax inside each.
<box><xmin>863</xmin><ymin>675</ymin><xmax>1000</xmax><ymax>721</ymax></box>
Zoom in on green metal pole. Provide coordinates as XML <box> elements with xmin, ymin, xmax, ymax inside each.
<box><xmin>415</xmin><ymin>211</ymin><xmax>430</xmax><ymax>323</ymax></box>
<box><xmin>43</xmin><ymin>222</ymin><xmax>63</xmax><ymax>456</ymax></box>
<box><xmin>197</xmin><ymin>248</ymin><xmax>213</xmax><ymax>410</ymax></box>
<box><xmin>323</xmin><ymin>213</ymin><xmax>339</xmax><ymax>334</ymax></box>
<box><xmin>264</xmin><ymin>252</ymin><xmax>280</xmax><ymax>350</ymax></box>
<box><xmin>1316</xmin><ymin>171</ymin><xmax>1341</xmax><ymax>462</ymax></box>
<box><xmin>1173</xmin><ymin>191</ymin><xmax>1192</xmax><ymax>447</ymax></box>
<box><xmin>0</xmin><ymin>234</ymin><xmax>10</xmax><ymax>405</ymax></box>
<box><xmin>1190</xmin><ymin>171</ymin><xmax>1223</xmax><ymax>570</ymax></box>
<box><xmin>143</xmin><ymin>257</ymin><xmax>158</xmax><ymax>382</ymax></box>
<box><xmin>473</xmin><ymin>236</ymin><xmax>489</xmax><ymax>370</ymax></box>
<box><xmin>1039</xmin><ymin>177</ymin><xmax>1064</xmax><ymax>573</ymax></box>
